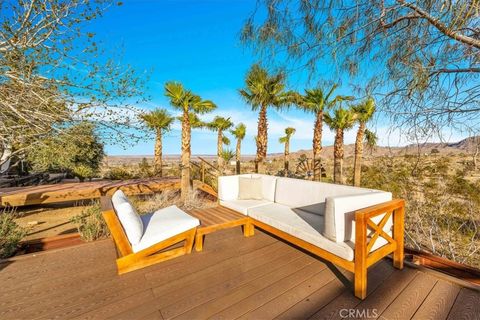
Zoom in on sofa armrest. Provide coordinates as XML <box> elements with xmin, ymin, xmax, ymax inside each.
<box><xmin>354</xmin><ymin>199</ymin><xmax>405</xmax><ymax>266</ymax></box>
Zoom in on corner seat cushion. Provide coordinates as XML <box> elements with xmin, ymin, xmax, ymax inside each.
<box><xmin>111</xmin><ymin>190</ymin><xmax>143</xmax><ymax>245</ymax></box>
<box><xmin>247</xmin><ymin>203</ymin><xmax>355</xmax><ymax>261</ymax></box>
<box><xmin>132</xmin><ymin>205</ymin><xmax>200</xmax><ymax>253</ymax></box>
<box><xmin>220</xmin><ymin>199</ymin><xmax>273</xmax><ymax>215</ymax></box>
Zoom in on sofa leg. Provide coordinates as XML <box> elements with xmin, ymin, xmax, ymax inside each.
<box><xmin>393</xmin><ymin>206</ymin><xmax>405</xmax><ymax>269</ymax></box>
<box><xmin>354</xmin><ymin>266</ymin><xmax>367</xmax><ymax>300</ymax></box>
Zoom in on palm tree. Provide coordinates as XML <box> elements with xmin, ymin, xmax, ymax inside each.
<box><xmin>139</xmin><ymin>108</ymin><xmax>174</xmax><ymax>177</ymax></box>
<box><xmin>207</xmin><ymin>116</ymin><xmax>233</xmax><ymax>172</ymax></box>
<box><xmin>230</xmin><ymin>123</ymin><xmax>246</xmax><ymax>174</ymax></box>
<box><xmin>164</xmin><ymin>82</ymin><xmax>216</xmax><ymax>201</ymax></box>
<box><xmin>324</xmin><ymin>107</ymin><xmax>356</xmax><ymax>184</ymax></box>
<box><xmin>279</xmin><ymin>127</ymin><xmax>296</xmax><ymax>176</ymax></box>
<box><xmin>364</xmin><ymin>129</ymin><xmax>378</xmax><ymax>155</ymax></box>
<box><xmin>298</xmin><ymin>85</ymin><xmax>353</xmax><ymax>181</ymax></box>
<box><xmin>239</xmin><ymin>64</ymin><xmax>294</xmax><ymax>173</ymax></box>
<box><xmin>352</xmin><ymin>98</ymin><xmax>376</xmax><ymax>186</ymax></box>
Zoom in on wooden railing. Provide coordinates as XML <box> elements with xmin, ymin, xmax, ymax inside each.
<box><xmin>190</xmin><ymin>157</ymin><xmax>219</xmax><ymax>196</ymax></box>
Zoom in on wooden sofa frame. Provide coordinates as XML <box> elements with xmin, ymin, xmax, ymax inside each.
<box><xmin>244</xmin><ymin>199</ymin><xmax>405</xmax><ymax>300</ymax></box>
<box><xmin>100</xmin><ymin>196</ymin><xmax>196</xmax><ymax>275</ymax></box>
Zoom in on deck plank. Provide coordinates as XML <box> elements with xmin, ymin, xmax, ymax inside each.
<box><xmin>285</xmin><ymin>260</ymin><xmax>393</xmax><ymax>320</ymax></box>
<box><xmin>1</xmin><ymin>224</ymin><xmax>479</xmax><ymax>320</ymax></box>
<box><xmin>412</xmin><ymin>280</ymin><xmax>461</xmax><ymax>320</ymax></box>
<box><xmin>379</xmin><ymin>272</ymin><xmax>437</xmax><ymax>319</ymax></box>
<box><xmin>447</xmin><ymin>287</ymin><xmax>480</xmax><ymax>320</ymax></box>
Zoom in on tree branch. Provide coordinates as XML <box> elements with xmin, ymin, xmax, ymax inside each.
<box><xmin>398</xmin><ymin>0</ymin><xmax>480</xmax><ymax>49</ymax></box>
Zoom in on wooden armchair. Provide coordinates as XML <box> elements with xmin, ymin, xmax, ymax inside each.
<box><xmin>100</xmin><ymin>195</ymin><xmax>198</xmax><ymax>274</ymax></box>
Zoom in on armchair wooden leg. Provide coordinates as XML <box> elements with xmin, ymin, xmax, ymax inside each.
<box><xmin>195</xmin><ymin>233</ymin><xmax>204</xmax><ymax>252</ymax></box>
<box><xmin>184</xmin><ymin>229</ymin><xmax>196</xmax><ymax>254</ymax></box>
<box><xmin>393</xmin><ymin>206</ymin><xmax>405</xmax><ymax>269</ymax></box>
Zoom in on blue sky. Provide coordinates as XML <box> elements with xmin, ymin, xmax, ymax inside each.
<box><xmin>90</xmin><ymin>0</ymin><xmax>462</xmax><ymax>156</ymax></box>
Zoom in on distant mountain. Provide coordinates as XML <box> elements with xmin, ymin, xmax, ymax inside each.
<box><xmin>106</xmin><ymin>136</ymin><xmax>480</xmax><ymax>164</ymax></box>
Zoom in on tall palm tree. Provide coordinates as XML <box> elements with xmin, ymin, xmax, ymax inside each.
<box><xmin>164</xmin><ymin>82</ymin><xmax>216</xmax><ymax>201</ymax></box>
<box><xmin>139</xmin><ymin>108</ymin><xmax>174</xmax><ymax>177</ymax></box>
<box><xmin>207</xmin><ymin>116</ymin><xmax>233</xmax><ymax>172</ymax></box>
<box><xmin>239</xmin><ymin>64</ymin><xmax>294</xmax><ymax>173</ymax></box>
<box><xmin>324</xmin><ymin>107</ymin><xmax>356</xmax><ymax>184</ymax></box>
<box><xmin>298</xmin><ymin>85</ymin><xmax>353</xmax><ymax>181</ymax></box>
<box><xmin>364</xmin><ymin>129</ymin><xmax>378</xmax><ymax>155</ymax></box>
<box><xmin>230</xmin><ymin>123</ymin><xmax>246</xmax><ymax>174</ymax></box>
<box><xmin>279</xmin><ymin>127</ymin><xmax>296</xmax><ymax>176</ymax></box>
<box><xmin>352</xmin><ymin>98</ymin><xmax>376</xmax><ymax>186</ymax></box>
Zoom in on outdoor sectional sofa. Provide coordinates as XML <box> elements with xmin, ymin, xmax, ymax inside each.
<box><xmin>218</xmin><ymin>174</ymin><xmax>405</xmax><ymax>299</ymax></box>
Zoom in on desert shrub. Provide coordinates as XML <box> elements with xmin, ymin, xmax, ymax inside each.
<box><xmin>138</xmin><ymin>158</ymin><xmax>153</xmax><ymax>178</ymax></box>
<box><xmin>0</xmin><ymin>208</ymin><xmax>27</xmax><ymax>259</ymax></box>
<box><xmin>131</xmin><ymin>190</ymin><xmax>215</xmax><ymax>215</ymax></box>
<box><xmin>71</xmin><ymin>202</ymin><xmax>110</xmax><ymax>241</ymax></box>
<box><xmin>362</xmin><ymin>155</ymin><xmax>480</xmax><ymax>267</ymax></box>
<box><xmin>104</xmin><ymin>166</ymin><xmax>135</xmax><ymax>180</ymax></box>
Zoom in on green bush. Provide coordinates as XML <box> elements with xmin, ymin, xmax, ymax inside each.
<box><xmin>71</xmin><ymin>202</ymin><xmax>110</xmax><ymax>241</ymax></box>
<box><xmin>0</xmin><ymin>209</ymin><xmax>27</xmax><ymax>259</ymax></box>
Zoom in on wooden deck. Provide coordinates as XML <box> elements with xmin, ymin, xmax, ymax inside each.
<box><xmin>0</xmin><ymin>178</ymin><xmax>180</xmax><ymax>207</ymax></box>
<box><xmin>1</xmin><ymin>228</ymin><xmax>478</xmax><ymax>320</ymax></box>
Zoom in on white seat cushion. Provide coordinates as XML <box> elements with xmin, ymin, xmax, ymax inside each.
<box><xmin>132</xmin><ymin>205</ymin><xmax>200</xmax><ymax>253</ymax></box>
<box><xmin>248</xmin><ymin>203</ymin><xmax>355</xmax><ymax>261</ymax></box>
<box><xmin>111</xmin><ymin>190</ymin><xmax>143</xmax><ymax>245</ymax></box>
<box><xmin>220</xmin><ymin>199</ymin><xmax>273</xmax><ymax>215</ymax></box>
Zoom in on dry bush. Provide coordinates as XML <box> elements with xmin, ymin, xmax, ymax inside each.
<box><xmin>70</xmin><ymin>201</ymin><xmax>110</xmax><ymax>241</ymax></box>
<box><xmin>131</xmin><ymin>190</ymin><xmax>216</xmax><ymax>215</ymax></box>
<box><xmin>0</xmin><ymin>208</ymin><xmax>27</xmax><ymax>258</ymax></box>
<box><xmin>362</xmin><ymin>156</ymin><xmax>480</xmax><ymax>267</ymax></box>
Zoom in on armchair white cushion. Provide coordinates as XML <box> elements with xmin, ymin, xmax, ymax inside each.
<box><xmin>111</xmin><ymin>190</ymin><xmax>143</xmax><ymax>245</ymax></box>
<box><xmin>133</xmin><ymin>205</ymin><xmax>200</xmax><ymax>253</ymax></box>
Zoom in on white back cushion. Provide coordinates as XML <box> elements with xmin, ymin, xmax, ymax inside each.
<box><xmin>324</xmin><ymin>191</ymin><xmax>392</xmax><ymax>243</ymax></box>
<box><xmin>275</xmin><ymin>178</ymin><xmax>371</xmax><ymax>215</ymax></box>
<box><xmin>238</xmin><ymin>177</ymin><xmax>263</xmax><ymax>200</ymax></box>
<box><xmin>111</xmin><ymin>190</ymin><xmax>143</xmax><ymax>245</ymax></box>
<box><xmin>218</xmin><ymin>174</ymin><xmax>252</xmax><ymax>201</ymax></box>
<box><xmin>251</xmin><ymin>174</ymin><xmax>278</xmax><ymax>202</ymax></box>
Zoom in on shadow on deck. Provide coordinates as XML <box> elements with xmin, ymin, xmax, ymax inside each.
<box><xmin>0</xmin><ymin>228</ymin><xmax>479</xmax><ymax>319</ymax></box>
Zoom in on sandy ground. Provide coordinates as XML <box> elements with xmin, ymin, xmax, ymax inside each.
<box><xmin>14</xmin><ymin>203</ymin><xmax>91</xmax><ymax>241</ymax></box>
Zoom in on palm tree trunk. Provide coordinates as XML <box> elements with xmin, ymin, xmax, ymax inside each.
<box><xmin>217</xmin><ymin>130</ymin><xmax>224</xmax><ymax>173</ymax></box>
<box><xmin>313</xmin><ymin>110</ymin><xmax>323</xmax><ymax>181</ymax></box>
<box><xmin>284</xmin><ymin>139</ymin><xmax>290</xmax><ymax>176</ymax></box>
<box><xmin>353</xmin><ymin>122</ymin><xmax>366</xmax><ymax>186</ymax></box>
<box><xmin>256</xmin><ymin>104</ymin><xmax>268</xmax><ymax>173</ymax></box>
<box><xmin>333</xmin><ymin>128</ymin><xmax>344</xmax><ymax>184</ymax></box>
<box><xmin>180</xmin><ymin>111</ymin><xmax>191</xmax><ymax>202</ymax></box>
<box><xmin>236</xmin><ymin>139</ymin><xmax>241</xmax><ymax>174</ymax></box>
<box><xmin>154</xmin><ymin>128</ymin><xmax>163</xmax><ymax>177</ymax></box>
